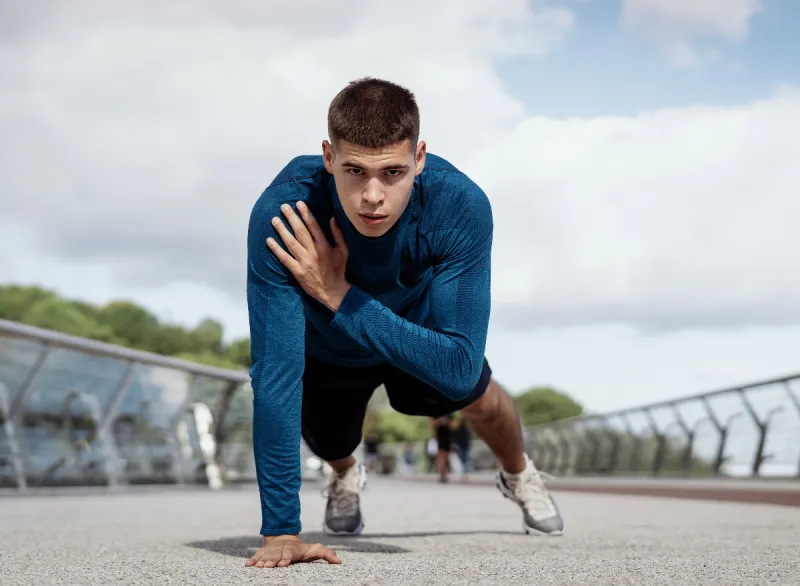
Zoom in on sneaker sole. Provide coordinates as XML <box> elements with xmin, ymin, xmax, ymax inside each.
<box><xmin>495</xmin><ymin>475</ymin><xmax>564</xmax><ymax>536</ymax></box>
<box><xmin>322</xmin><ymin>518</ymin><xmax>365</xmax><ymax>536</ymax></box>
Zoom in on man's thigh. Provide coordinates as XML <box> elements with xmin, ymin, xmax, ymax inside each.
<box><xmin>301</xmin><ymin>355</ymin><xmax>384</xmax><ymax>462</ymax></box>
<box><xmin>382</xmin><ymin>358</ymin><xmax>493</xmax><ymax>418</ymax></box>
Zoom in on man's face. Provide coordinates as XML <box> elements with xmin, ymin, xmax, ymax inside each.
<box><xmin>322</xmin><ymin>138</ymin><xmax>426</xmax><ymax>237</ymax></box>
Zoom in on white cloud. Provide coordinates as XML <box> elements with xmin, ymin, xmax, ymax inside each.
<box><xmin>2</xmin><ymin>2</ymin><xmax>799</xmax><ymax>406</ymax></box>
<box><xmin>620</xmin><ymin>0</ymin><xmax>764</xmax><ymax>68</ymax></box>
<box><xmin>2</xmin><ymin>1</ymin><xmax>798</xmax><ymax>333</ymax></box>
<box><xmin>620</xmin><ymin>0</ymin><xmax>764</xmax><ymax>40</ymax></box>
<box><xmin>665</xmin><ymin>40</ymin><xmax>722</xmax><ymax>70</ymax></box>
<box><xmin>487</xmin><ymin>324</ymin><xmax>800</xmax><ymax>411</ymax></box>
<box><xmin>0</xmin><ymin>0</ymin><xmax>572</xmax><ymax>293</ymax></box>
<box><xmin>471</xmin><ymin>89</ymin><xmax>800</xmax><ymax>331</ymax></box>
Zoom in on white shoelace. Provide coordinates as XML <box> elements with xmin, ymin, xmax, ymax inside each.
<box><xmin>507</xmin><ymin>469</ymin><xmax>557</xmax><ymax>518</ymax></box>
<box><xmin>321</xmin><ymin>469</ymin><xmax>360</xmax><ymax>516</ymax></box>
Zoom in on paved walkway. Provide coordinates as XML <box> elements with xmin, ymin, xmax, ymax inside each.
<box><xmin>1</xmin><ymin>477</ymin><xmax>799</xmax><ymax>584</ymax></box>
<box><xmin>407</xmin><ymin>472</ymin><xmax>800</xmax><ymax>506</ymax></box>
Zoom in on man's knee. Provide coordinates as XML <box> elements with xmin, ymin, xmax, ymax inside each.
<box><xmin>460</xmin><ymin>377</ymin><xmax>505</xmax><ymax>420</ymax></box>
<box><xmin>302</xmin><ymin>423</ymin><xmax>362</xmax><ymax>463</ymax></box>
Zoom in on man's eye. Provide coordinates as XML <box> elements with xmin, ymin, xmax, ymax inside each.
<box><xmin>386</xmin><ymin>169</ymin><xmax>400</xmax><ymax>177</ymax></box>
<box><xmin>347</xmin><ymin>169</ymin><xmax>362</xmax><ymax>176</ymax></box>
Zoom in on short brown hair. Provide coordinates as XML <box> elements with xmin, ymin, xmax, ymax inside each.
<box><xmin>327</xmin><ymin>77</ymin><xmax>420</xmax><ymax>149</ymax></box>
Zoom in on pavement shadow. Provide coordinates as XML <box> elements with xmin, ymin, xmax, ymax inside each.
<box><xmin>186</xmin><ymin>534</ymin><xmax>410</xmax><ymax>558</ymax></box>
<box><xmin>185</xmin><ymin>528</ymin><xmax>521</xmax><ymax>559</ymax></box>
<box><xmin>327</xmin><ymin>530</ymin><xmax>520</xmax><ymax>539</ymax></box>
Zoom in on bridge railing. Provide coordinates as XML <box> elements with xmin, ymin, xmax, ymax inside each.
<box><xmin>3</xmin><ymin>317</ymin><xmax>800</xmax><ymax>490</ymax></box>
<box><xmin>522</xmin><ymin>374</ymin><xmax>800</xmax><ymax>478</ymax></box>
<box><xmin>0</xmin><ymin>318</ymin><xmax>252</xmax><ymax>491</ymax></box>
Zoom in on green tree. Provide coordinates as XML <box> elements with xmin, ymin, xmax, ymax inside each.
<box><xmin>0</xmin><ymin>285</ymin><xmax>58</xmax><ymax>322</ymax></box>
<box><xmin>96</xmin><ymin>301</ymin><xmax>160</xmax><ymax>349</ymax></box>
<box><xmin>514</xmin><ymin>387</ymin><xmax>583</xmax><ymax>426</ymax></box>
<box><xmin>375</xmin><ymin>410</ymin><xmax>431</xmax><ymax>443</ymax></box>
<box><xmin>148</xmin><ymin>324</ymin><xmax>191</xmax><ymax>356</ymax></box>
<box><xmin>189</xmin><ymin>318</ymin><xmax>225</xmax><ymax>354</ymax></box>
<box><xmin>20</xmin><ymin>297</ymin><xmax>118</xmax><ymax>342</ymax></box>
<box><xmin>225</xmin><ymin>338</ymin><xmax>251</xmax><ymax>369</ymax></box>
<box><xmin>173</xmin><ymin>351</ymin><xmax>242</xmax><ymax>371</ymax></box>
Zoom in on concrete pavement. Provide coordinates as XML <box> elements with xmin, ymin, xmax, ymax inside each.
<box><xmin>408</xmin><ymin>472</ymin><xmax>800</xmax><ymax>507</ymax></box>
<box><xmin>1</xmin><ymin>476</ymin><xmax>799</xmax><ymax>584</ymax></box>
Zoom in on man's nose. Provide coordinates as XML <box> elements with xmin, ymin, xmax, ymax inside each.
<box><xmin>362</xmin><ymin>180</ymin><xmax>384</xmax><ymax>205</ymax></box>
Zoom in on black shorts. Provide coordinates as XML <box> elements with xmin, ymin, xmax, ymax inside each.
<box><xmin>301</xmin><ymin>354</ymin><xmax>492</xmax><ymax>462</ymax></box>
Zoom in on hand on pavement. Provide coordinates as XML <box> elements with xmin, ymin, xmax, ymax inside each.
<box><xmin>246</xmin><ymin>535</ymin><xmax>342</xmax><ymax>568</ymax></box>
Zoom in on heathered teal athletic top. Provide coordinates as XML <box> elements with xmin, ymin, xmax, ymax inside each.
<box><xmin>246</xmin><ymin>153</ymin><xmax>493</xmax><ymax>536</ymax></box>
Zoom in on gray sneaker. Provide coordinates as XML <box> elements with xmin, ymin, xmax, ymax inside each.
<box><xmin>496</xmin><ymin>454</ymin><xmax>564</xmax><ymax>535</ymax></box>
<box><xmin>322</xmin><ymin>461</ymin><xmax>367</xmax><ymax>536</ymax></box>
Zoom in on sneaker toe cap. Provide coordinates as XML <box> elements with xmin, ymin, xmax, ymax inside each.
<box><xmin>326</xmin><ymin>515</ymin><xmax>362</xmax><ymax>534</ymax></box>
<box><xmin>529</xmin><ymin>515</ymin><xmax>564</xmax><ymax>534</ymax></box>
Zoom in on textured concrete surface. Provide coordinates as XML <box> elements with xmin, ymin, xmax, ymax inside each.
<box><xmin>1</xmin><ymin>477</ymin><xmax>799</xmax><ymax>585</ymax></box>
<box><xmin>408</xmin><ymin>473</ymin><xmax>800</xmax><ymax>507</ymax></box>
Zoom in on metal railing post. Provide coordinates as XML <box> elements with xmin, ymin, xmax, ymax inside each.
<box><xmin>784</xmin><ymin>382</ymin><xmax>800</xmax><ymax>477</ymax></box>
<box><xmin>668</xmin><ymin>402</ymin><xmax>693</xmax><ymax>476</ymax></box>
<box><xmin>7</xmin><ymin>344</ymin><xmax>50</xmax><ymax>419</ymax></box>
<box><xmin>211</xmin><ymin>380</ymin><xmax>241</xmax><ymax>480</ymax></box>
<box><xmin>554</xmin><ymin>425</ymin><xmax>573</xmax><ymax>476</ymax></box>
<box><xmin>602</xmin><ymin>422</ymin><xmax>622</xmax><ymax>474</ymax></box>
<box><xmin>6</xmin><ymin>344</ymin><xmax>52</xmax><ymax>490</ymax></box>
<box><xmin>642</xmin><ymin>408</ymin><xmax>665</xmax><ymax>475</ymax></box>
<box><xmin>96</xmin><ymin>362</ymin><xmax>136</xmax><ymax>488</ymax></box>
<box><xmin>167</xmin><ymin>375</ymin><xmax>199</xmax><ymax>486</ymax></box>
<box><xmin>738</xmin><ymin>389</ymin><xmax>783</xmax><ymax>477</ymax></box>
<box><xmin>622</xmin><ymin>412</ymin><xmax>642</xmax><ymax>474</ymax></box>
<box><xmin>0</xmin><ymin>383</ymin><xmax>26</xmax><ymax>490</ymax></box>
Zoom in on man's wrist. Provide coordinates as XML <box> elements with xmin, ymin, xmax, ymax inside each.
<box><xmin>323</xmin><ymin>283</ymin><xmax>352</xmax><ymax>313</ymax></box>
<box><xmin>263</xmin><ymin>534</ymin><xmax>300</xmax><ymax>544</ymax></box>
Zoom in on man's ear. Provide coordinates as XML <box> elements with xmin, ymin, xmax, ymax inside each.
<box><xmin>415</xmin><ymin>140</ymin><xmax>427</xmax><ymax>176</ymax></box>
<box><xmin>322</xmin><ymin>140</ymin><xmax>335</xmax><ymax>173</ymax></box>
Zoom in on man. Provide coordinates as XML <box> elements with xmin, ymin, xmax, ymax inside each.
<box><xmin>245</xmin><ymin>77</ymin><xmax>564</xmax><ymax>570</ymax></box>
<box><xmin>362</xmin><ymin>431</ymin><xmax>381</xmax><ymax>473</ymax></box>
<box><xmin>452</xmin><ymin>413</ymin><xmax>473</xmax><ymax>481</ymax></box>
<box><xmin>431</xmin><ymin>415</ymin><xmax>455</xmax><ymax>483</ymax></box>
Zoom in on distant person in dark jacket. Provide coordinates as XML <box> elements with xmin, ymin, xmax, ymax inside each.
<box><xmin>363</xmin><ymin>432</ymin><xmax>381</xmax><ymax>473</ymax></box>
<box><xmin>431</xmin><ymin>415</ymin><xmax>455</xmax><ymax>482</ymax></box>
<box><xmin>452</xmin><ymin>414</ymin><xmax>472</xmax><ymax>481</ymax></box>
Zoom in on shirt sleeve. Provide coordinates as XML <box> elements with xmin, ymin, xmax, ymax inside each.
<box><xmin>329</xmin><ymin>177</ymin><xmax>493</xmax><ymax>401</ymax></box>
<box><xmin>246</xmin><ymin>190</ymin><xmax>306</xmax><ymax>537</ymax></box>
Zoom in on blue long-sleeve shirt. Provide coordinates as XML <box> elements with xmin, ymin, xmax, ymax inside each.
<box><xmin>246</xmin><ymin>153</ymin><xmax>493</xmax><ymax>536</ymax></box>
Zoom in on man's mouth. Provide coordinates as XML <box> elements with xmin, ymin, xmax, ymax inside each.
<box><xmin>359</xmin><ymin>213</ymin><xmax>388</xmax><ymax>226</ymax></box>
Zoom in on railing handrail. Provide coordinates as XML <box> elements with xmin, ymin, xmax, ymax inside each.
<box><xmin>3</xmin><ymin>317</ymin><xmax>798</xmax><ymax>423</ymax></box>
<box><xmin>0</xmin><ymin>318</ymin><xmax>251</xmax><ymax>383</ymax></box>
<box><xmin>528</xmin><ymin>371</ymin><xmax>800</xmax><ymax>428</ymax></box>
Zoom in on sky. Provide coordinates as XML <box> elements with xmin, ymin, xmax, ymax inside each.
<box><xmin>1</xmin><ymin>0</ymin><xmax>799</xmax><ymax>412</ymax></box>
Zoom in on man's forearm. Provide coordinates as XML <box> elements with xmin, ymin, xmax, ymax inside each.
<box><xmin>252</xmin><ymin>381</ymin><xmax>304</xmax><ymax>537</ymax></box>
<box><xmin>329</xmin><ymin>286</ymin><xmax>489</xmax><ymax>400</ymax></box>
<box><xmin>247</xmin><ymin>256</ymin><xmax>306</xmax><ymax>536</ymax></box>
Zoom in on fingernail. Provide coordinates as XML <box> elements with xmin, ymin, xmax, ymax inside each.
<box><xmin>271</xmin><ymin>217</ymin><xmax>279</xmax><ymax>225</ymax></box>
<box><xmin>297</xmin><ymin>201</ymin><xmax>306</xmax><ymax>209</ymax></box>
<box><xmin>281</xmin><ymin>203</ymin><xmax>290</xmax><ymax>212</ymax></box>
